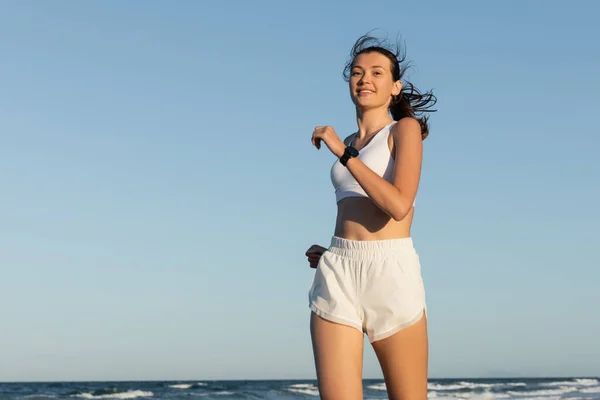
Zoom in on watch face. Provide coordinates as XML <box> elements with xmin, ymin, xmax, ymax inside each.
<box><xmin>347</xmin><ymin>146</ymin><xmax>359</xmax><ymax>157</ymax></box>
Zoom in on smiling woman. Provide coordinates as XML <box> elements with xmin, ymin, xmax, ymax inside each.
<box><xmin>305</xmin><ymin>33</ymin><xmax>437</xmax><ymax>400</ymax></box>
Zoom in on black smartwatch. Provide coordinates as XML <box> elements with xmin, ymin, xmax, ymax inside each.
<box><xmin>340</xmin><ymin>146</ymin><xmax>359</xmax><ymax>166</ymax></box>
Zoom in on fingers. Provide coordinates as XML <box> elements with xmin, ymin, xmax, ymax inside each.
<box><xmin>306</xmin><ymin>254</ymin><xmax>322</xmax><ymax>265</ymax></box>
<box><xmin>306</xmin><ymin>244</ymin><xmax>327</xmax><ymax>269</ymax></box>
<box><xmin>311</xmin><ymin>131</ymin><xmax>322</xmax><ymax>149</ymax></box>
<box><xmin>312</xmin><ymin>137</ymin><xmax>321</xmax><ymax>149</ymax></box>
<box><xmin>305</xmin><ymin>245</ymin><xmax>316</xmax><ymax>255</ymax></box>
<box><xmin>305</xmin><ymin>245</ymin><xmax>326</xmax><ymax>256</ymax></box>
<box><xmin>308</xmin><ymin>254</ymin><xmax>321</xmax><ymax>268</ymax></box>
<box><xmin>312</xmin><ymin>126</ymin><xmax>333</xmax><ymax>150</ymax></box>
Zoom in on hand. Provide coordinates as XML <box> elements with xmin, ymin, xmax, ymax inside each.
<box><xmin>305</xmin><ymin>244</ymin><xmax>327</xmax><ymax>269</ymax></box>
<box><xmin>311</xmin><ymin>126</ymin><xmax>346</xmax><ymax>158</ymax></box>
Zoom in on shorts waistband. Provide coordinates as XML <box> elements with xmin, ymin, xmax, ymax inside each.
<box><xmin>328</xmin><ymin>236</ymin><xmax>415</xmax><ymax>260</ymax></box>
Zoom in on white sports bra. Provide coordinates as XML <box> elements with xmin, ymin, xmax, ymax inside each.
<box><xmin>330</xmin><ymin>121</ymin><xmax>416</xmax><ymax>206</ymax></box>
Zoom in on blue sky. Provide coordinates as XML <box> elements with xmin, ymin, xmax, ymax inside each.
<box><xmin>1</xmin><ymin>0</ymin><xmax>599</xmax><ymax>382</ymax></box>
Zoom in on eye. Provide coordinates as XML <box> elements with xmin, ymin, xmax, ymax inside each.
<box><xmin>374</xmin><ymin>71</ymin><xmax>382</xmax><ymax>76</ymax></box>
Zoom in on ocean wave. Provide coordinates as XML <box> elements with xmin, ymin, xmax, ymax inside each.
<box><xmin>289</xmin><ymin>384</ymin><xmax>316</xmax><ymax>389</ymax></box>
<box><xmin>71</xmin><ymin>390</ymin><xmax>153</xmax><ymax>399</ymax></box>
<box><xmin>374</xmin><ymin>381</ymin><xmax>520</xmax><ymax>395</ymax></box>
<box><xmin>367</xmin><ymin>383</ymin><xmax>386</xmax><ymax>391</ymax></box>
<box><xmin>287</xmin><ymin>383</ymin><xmax>319</xmax><ymax>397</ymax></box>
<box><xmin>194</xmin><ymin>392</ymin><xmax>234</xmax><ymax>397</ymax></box>
<box><xmin>467</xmin><ymin>392</ymin><xmax>509</xmax><ymax>399</ymax></box>
<box><xmin>581</xmin><ymin>386</ymin><xmax>600</xmax><ymax>394</ymax></box>
<box><xmin>428</xmin><ymin>383</ymin><xmax>474</xmax><ymax>391</ymax></box>
<box><xmin>428</xmin><ymin>391</ymin><xmax>461</xmax><ymax>399</ymax></box>
<box><xmin>370</xmin><ymin>381</ymin><xmax>513</xmax><ymax>394</ymax></box>
<box><xmin>541</xmin><ymin>379</ymin><xmax>598</xmax><ymax>387</ymax></box>
<box><xmin>168</xmin><ymin>383</ymin><xmax>206</xmax><ymax>389</ymax></box>
<box><xmin>507</xmin><ymin>387</ymin><xmax>578</xmax><ymax>397</ymax></box>
<box><xmin>428</xmin><ymin>391</ymin><xmax>510</xmax><ymax>400</ymax></box>
<box><xmin>427</xmin><ymin>382</ymin><xmax>520</xmax><ymax>391</ymax></box>
<box><xmin>513</xmin><ymin>397</ymin><xmax>562</xmax><ymax>400</ymax></box>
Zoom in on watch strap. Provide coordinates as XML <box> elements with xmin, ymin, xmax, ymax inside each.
<box><xmin>340</xmin><ymin>146</ymin><xmax>359</xmax><ymax>166</ymax></box>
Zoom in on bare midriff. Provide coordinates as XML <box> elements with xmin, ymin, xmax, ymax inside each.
<box><xmin>334</xmin><ymin>197</ymin><xmax>414</xmax><ymax>241</ymax></box>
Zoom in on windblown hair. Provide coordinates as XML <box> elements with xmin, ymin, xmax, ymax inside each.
<box><xmin>343</xmin><ymin>33</ymin><xmax>437</xmax><ymax>139</ymax></box>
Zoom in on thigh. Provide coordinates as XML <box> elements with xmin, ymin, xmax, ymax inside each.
<box><xmin>371</xmin><ymin>312</ymin><xmax>428</xmax><ymax>400</ymax></box>
<box><xmin>310</xmin><ymin>311</ymin><xmax>364</xmax><ymax>400</ymax></box>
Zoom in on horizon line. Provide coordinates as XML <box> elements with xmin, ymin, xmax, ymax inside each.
<box><xmin>1</xmin><ymin>375</ymin><xmax>598</xmax><ymax>384</ymax></box>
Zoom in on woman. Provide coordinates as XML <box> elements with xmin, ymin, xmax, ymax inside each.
<box><xmin>305</xmin><ymin>34</ymin><xmax>437</xmax><ymax>400</ymax></box>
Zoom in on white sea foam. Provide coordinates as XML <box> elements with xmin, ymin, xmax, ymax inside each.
<box><xmin>367</xmin><ymin>383</ymin><xmax>386</xmax><ymax>391</ymax></box>
<box><xmin>428</xmin><ymin>391</ymin><xmax>509</xmax><ymax>400</ymax></box>
<box><xmin>376</xmin><ymin>383</ymin><xmax>516</xmax><ymax>399</ymax></box>
<box><xmin>289</xmin><ymin>383</ymin><xmax>316</xmax><ymax>389</ymax></box>
<box><xmin>169</xmin><ymin>383</ymin><xmax>206</xmax><ymax>390</ymax></box>
<box><xmin>508</xmin><ymin>387</ymin><xmax>578</xmax><ymax>397</ymax></box>
<box><xmin>428</xmin><ymin>383</ymin><xmax>470</xmax><ymax>391</ymax></box>
<box><xmin>426</xmin><ymin>381</ymin><xmax>531</xmax><ymax>393</ymax></box>
<box><xmin>72</xmin><ymin>390</ymin><xmax>153</xmax><ymax>399</ymax></box>
<box><xmin>287</xmin><ymin>384</ymin><xmax>319</xmax><ymax>397</ymax></box>
<box><xmin>541</xmin><ymin>379</ymin><xmax>598</xmax><ymax>387</ymax></box>
<box><xmin>428</xmin><ymin>382</ymin><xmax>504</xmax><ymax>391</ymax></box>
<box><xmin>169</xmin><ymin>384</ymin><xmax>192</xmax><ymax>389</ymax></box>
<box><xmin>515</xmin><ymin>397</ymin><xmax>562</xmax><ymax>400</ymax></box>
<box><xmin>287</xmin><ymin>388</ymin><xmax>320</xmax><ymax>396</ymax></box>
<box><xmin>581</xmin><ymin>386</ymin><xmax>600</xmax><ymax>393</ymax></box>
<box><xmin>569</xmin><ymin>378</ymin><xmax>597</xmax><ymax>386</ymax></box>
<box><xmin>467</xmin><ymin>393</ymin><xmax>510</xmax><ymax>400</ymax></box>
<box><xmin>428</xmin><ymin>391</ymin><xmax>457</xmax><ymax>400</ymax></box>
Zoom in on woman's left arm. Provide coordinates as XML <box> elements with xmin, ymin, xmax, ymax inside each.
<box><xmin>344</xmin><ymin>118</ymin><xmax>422</xmax><ymax>221</ymax></box>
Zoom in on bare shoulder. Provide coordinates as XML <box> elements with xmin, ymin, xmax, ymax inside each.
<box><xmin>390</xmin><ymin>117</ymin><xmax>421</xmax><ymax>141</ymax></box>
<box><xmin>389</xmin><ymin>118</ymin><xmax>422</xmax><ymax>158</ymax></box>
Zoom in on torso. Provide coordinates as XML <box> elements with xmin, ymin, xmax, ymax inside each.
<box><xmin>334</xmin><ymin>197</ymin><xmax>414</xmax><ymax>240</ymax></box>
<box><xmin>332</xmin><ymin>120</ymin><xmax>414</xmax><ymax>241</ymax></box>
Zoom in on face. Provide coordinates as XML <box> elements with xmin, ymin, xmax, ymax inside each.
<box><xmin>349</xmin><ymin>51</ymin><xmax>402</xmax><ymax>110</ymax></box>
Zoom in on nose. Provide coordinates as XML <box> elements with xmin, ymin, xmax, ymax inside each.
<box><xmin>357</xmin><ymin>72</ymin><xmax>371</xmax><ymax>85</ymax></box>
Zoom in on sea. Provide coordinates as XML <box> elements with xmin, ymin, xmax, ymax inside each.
<box><xmin>0</xmin><ymin>377</ymin><xmax>599</xmax><ymax>400</ymax></box>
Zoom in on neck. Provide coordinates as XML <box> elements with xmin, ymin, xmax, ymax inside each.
<box><xmin>355</xmin><ymin>108</ymin><xmax>394</xmax><ymax>138</ymax></box>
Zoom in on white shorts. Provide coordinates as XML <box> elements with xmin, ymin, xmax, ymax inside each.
<box><xmin>308</xmin><ymin>236</ymin><xmax>427</xmax><ymax>343</ymax></box>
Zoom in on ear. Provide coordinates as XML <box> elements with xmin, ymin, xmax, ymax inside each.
<box><xmin>392</xmin><ymin>80</ymin><xmax>402</xmax><ymax>96</ymax></box>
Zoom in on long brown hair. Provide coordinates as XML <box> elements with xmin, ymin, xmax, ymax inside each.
<box><xmin>343</xmin><ymin>34</ymin><xmax>437</xmax><ymax>139</ymax></box>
